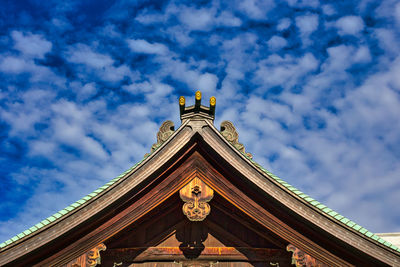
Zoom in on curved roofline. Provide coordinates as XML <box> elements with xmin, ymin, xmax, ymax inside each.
<box><xmin>1</xmin><ymin>117</ymin><xmax>399</xmax><ymax>266</ymax></box>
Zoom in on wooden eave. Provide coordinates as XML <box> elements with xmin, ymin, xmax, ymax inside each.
<box><xmin>1</xmin><ymin>118</ymin><xmax>400</xmax><ymax>266</ymax></box>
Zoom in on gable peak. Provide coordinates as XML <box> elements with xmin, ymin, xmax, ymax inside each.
<box><xmin>179</xmin><ymin>91</ymin><xmax>216</xmax><ymax>123</ymax></box>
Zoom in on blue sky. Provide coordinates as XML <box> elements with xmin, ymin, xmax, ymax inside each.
<box><xmin>1</xmin><ymin>0</ymin><xmax>400</xmax><ymax>242</ymax></box>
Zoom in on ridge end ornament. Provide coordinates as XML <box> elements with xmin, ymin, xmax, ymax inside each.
<box><xmin>220</xmin><ymin>121</ymin><xmax>252</xmax><ymax>159</ymax></box>
<box><xmin>149</xmin><ymin>120</ymin><xmax>175</xmax><ymax>153</ymax></box>
<box><xmin>180</xmin><ymin>177</ymin><xmax>214</xmax><ymax>221</ymax></box>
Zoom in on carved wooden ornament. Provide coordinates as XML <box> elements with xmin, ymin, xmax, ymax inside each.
<box><xmin>287</xmin><ymin>244</ymin><xmax>328</xmax><ymax>267</ymax></box>
<box><xmin>66</xmin><ymin>243</ymin><xmax>106</xmax><ymax>267</ymax></box>
<box><xmin>220</xmin><ymin>121</ymin><xmax>252</xmax><ymax>159</ymax></box>
<box><xmin>150</xmin><ymin>120</ymin><xmax>175</xmax><ymax>153</ymax></box>
<box><xmin>180</xmin><ymin>177</ymin><xmax>214</xmax><ymax>221</ymax></box>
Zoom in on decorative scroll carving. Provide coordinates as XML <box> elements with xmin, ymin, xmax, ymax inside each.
<box><xmin>150</xmin><ymin>120</ymin><xmax>175</xmax><ymax>153</ymax></box>
<box><xmin>287</xmin><ymin>244</ymin><xmax>328</xmax><ymax>267</ymax></box>
<box><xmin>220</xmin><ymin>121</ymin><xmax>252</xmax><ymax>159</ymax></box>
<box><xmin>180</xmin><ymin>177</ymin><xmax>214</xmax><ymax>221</ymax></box>
<box><xmin>87</xmin><ymin>243</ymin><xmax>107</xmax><ymax>266</ymax></box>
<box><xmin>65</xmin><ymin>243</ymin><xmax>106</xmax><ymax>267</ymax></box>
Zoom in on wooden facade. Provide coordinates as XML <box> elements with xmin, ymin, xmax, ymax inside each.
<box><xmin>1</xmin><ymin>93</ymin><xmax>400</xmax><ymax>266</ymax></box>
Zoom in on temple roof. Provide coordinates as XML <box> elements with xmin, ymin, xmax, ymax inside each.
<box><xmin>1</xmin><ymin>92</ymin><xmax>399</xmax><ymax>264</ymax></box>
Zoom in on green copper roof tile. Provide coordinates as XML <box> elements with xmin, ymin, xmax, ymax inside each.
<box><xmin>82</xmin><ymin>196</ymin><xmax>91</xmax><ymax>201</ymax></box>
<box><xmin>334</xmin><ymin>214</ymin><xmax>344</xmax><ymax>220</ymax></box>
<box><xmin>89</xmin><ymin>192</ymin><xmax>98</xmax><ymax>197</ymax></box>
<box><xmin>328</xmin><ymin>211</ymin><xmax>338</xmax><ymax>217</ymax></box>
<box><xmin>65</xmin><ymin>206</ymin><xmax>74</xmax><ymax>212</ymax></box>
<box><xmin>316</xmin><ymin>203</ymin><xmax>326</xmax><ymax>209</ymax></box>
<box><xmin>0</xmin><ymin>243</ymin><xmax>6</xmax><ymax>248</ymax></box>
<box><xmin>11</xmin><ymin>236</ymin><xmax>18</xmax><ymax>242</ymax></box>
<box><xmin>23</xmin><ymin>230</ymin><xmax>32</xmax><ymax>235</ymax></box>
<box><xmin>71</xmin><ymin>202</ymin><xmax>80</xmax><ymax>208</ymax></box>
<box><xmin>292</xmin><ymin>190</ymin><xmax>302</xmax><ymax>195</ymax></box>
<box><xmin>286</xmin><ymin>186</ymin><xmax>296</xmax><ymax>191</ymax></box>
<box><xmin>77</xmin><ymin>199</ymin><xmax>86</xmax><ymax>205</ymax></box>
<box><xmin>384</xmin><ymin>241</ymin><xmax>392</xmax><ymax>247</ymax></box>
<box><xmin>17</xmin><ymin>233</ymin><xmax>25</xmax><ymax>239</ymax></box>
<box><xmin>5</xmin><ymin>240</ymin><xmax>12</xmax><ymax>245</ymax></box>
<box><xmin>53</xmin><ymin>212</ymin><xmax>62</xmax><ymax>219</ymax></box>
<box><xmin>59</xmin><ymin>209</ymin><xmax>68</xmax><ymax>215</ymax></box>
<box><xmin>47</xmin><ymin>216</ymin><xmax>56</xmax><ymax>222</ymax></box>
<box><xmin>41</xmin><ymin>219</ymin><xmax>50</xmax><ymax>226</ymax></box>
<box><xmin>310</xmin><ymin>200</ymin><xmax>320</xmax><ymax>206</ymax></box>
<box><xmin>322</xmin><ymin>207</ymin><xmax>332</xmax><ymax>213</ymax></box>
<box><xmin>298</xmin><ymin>193</ymin><xmax>308</xmax><ymax>198</ymax></box>
<box><xmin>340</xmin><ymin>218</ymin><xmax>350</xmax><ymax>224</ymax></box>
<box><xmin>365</xmin><ymin>231</ymin><xmax>373</xmax><ymax>238</ymax></box>
<box><xmin>352</xmin><ymin>224</ymin><xmax>362</xmax><ymax>231</ymax></box>
<box><xmin>371</xmin><ymin>235</ymin><xmax>379</xmax><ymax>241</ymax></box>
<box><xmin>304</xmin><ymin>196</ymin><xmax>314</xmax><ymax>202</ymax></box>
<box><xmin>93</xmin><ymin>189</ymin><xmax>103</xmax><ymax>193</ymax></box>
<box><xmin>29</xmin><ymin>226</ymin><xmax>38</xmax><ymax>232</ymax></box>
<box><xmin>359</xmin><ymin>228</ymin><xmax>368</xmax><ymax>234</ymax></box>
<box><xmin>346</xmin><ymin>221</ymin><xmax>356</xmax><ymax>228</ymax></box>
<box><xmin>35</xmin><ymin>222</ymin><xmax>44</xmax><ymax>229</ymax></box>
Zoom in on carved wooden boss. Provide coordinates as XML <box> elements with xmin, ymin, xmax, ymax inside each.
<box><xmin>180</xmin><ymin>177</ymin><xmax>214</xmax><ymax>221</ymax></box>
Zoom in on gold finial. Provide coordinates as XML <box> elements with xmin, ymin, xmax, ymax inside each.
<box><xmin>195</xmin><ymin>91</ymin><xmax>202</xmax><ymax>101</ymax></box>
<box><xmin>210</xmin><ymin>96</ymin><xmax>216</xmax><ymax>106</ymax></box>
<box><xmin>179</xmin><ymin>96</ymin><xmax>185</xmax><ymax>106</ymax></box>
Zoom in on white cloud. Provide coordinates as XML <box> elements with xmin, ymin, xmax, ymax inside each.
<box><xmin>254</xmin><ymin>53</ymin><xmax>319</xmax><ymax>90</ymax></box>
<box><xmin>0</xmin><ymin>56</ymin><xmax>29</xmax><ymax>73</ymax></box>
<box><xmin>396</xmin><ymin>2</ymin><xmax>400</xmax><ymax>24</ymax></box>
<box><xmin>196</xmin><ymin>73</ymin><xmax>218</xmax><ymax>93</ymax></box>
<box><xmin>216</xmin><ymin>11</ymin><xmax>242</xmax><ymax>27</ymax></box>
<box><xmin>335</xmin><ymin>16</ymin><xmax>364</xmax><ymax>36</ymax></box>
<box><xmin>178</xmin><ymin>7</ymin><xmax>215</xmax><ymax>31</ymax></box>
<box><xmin>374</xmin><ymin>28</ymin><xmax>398</xmax><ymax>56</ymax></box>
<box><xmin>67</xmin><ymin>44</ymin><xmax>114</xmax><ymax>68</ymax></box>
<box><xmin>286</xmin><ymin>0</ymin><xmax>320</xmax><ymax>8</ymax></box>
<box><xmin>277</xmin><ymin>18</ymin><xmax>291</xmax><ymax>31</ymax></box>
<box><xmin>236</xmin><ymin>0</ymin><xmax>276</xmax><ymax>20</ymax></box>
<box><xmin>295</xmin><ymin>14</ymin><xmax>319</xmax><ymax>45</ymax></box>
<box><xmin>267</xmin><ymin>35</ymin><xmax>288</xmax><ymax>51</ymax></box>
<box><xmin>127</xmin><ymin>39</ymin><xmax>169</xmax><ymax>55</ymax></box>
<box><xmin>66</xmin><ymin>44</ymin><xmax>135</xmax><ymax>83</ymax></box>
<box><xmin>11</xmin><ymin>31</ymin><xmax>52</xmax><ymax>58</ymax></box>
<box><xmin>0</xmin><ymin>55</ymin><xmax>64</xmax><ymax>84</ymax></box>
<box><xmin>322</xmin><ymin>4</ymin><xmax>335</xmax><ymax>16</ymax></box>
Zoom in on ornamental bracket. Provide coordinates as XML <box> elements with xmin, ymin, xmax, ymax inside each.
<box><xmin>287</xmin><ymin>244</ymin><xmax>328</xmax><ymax>267</ymax></box>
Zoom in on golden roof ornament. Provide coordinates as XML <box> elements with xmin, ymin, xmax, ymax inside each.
<box><xmin>179</xmin><ymin>91</ymin><xmax>216</xmax><ymax>122</ymax></box>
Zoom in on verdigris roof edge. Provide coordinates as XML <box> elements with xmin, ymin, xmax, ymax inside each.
<box><xmin>0</xmin><ymin>154</ymin><xmax>149</xmax><ymax>250</ymax></box>
<box><xmin>234</xmin><ymin>143</ymin><xmax>400</xmax><ymax>254</ymax></box>
<box><xmin>0</xmin><ymin>119</ymin><xmax>189</xmax><ymax>250</ymax></box>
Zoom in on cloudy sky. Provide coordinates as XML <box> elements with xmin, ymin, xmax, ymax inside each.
<box><xmin>1</xmin><ymin>0</ymin><xmax>400</xmax><ymax>242</ymax></box>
